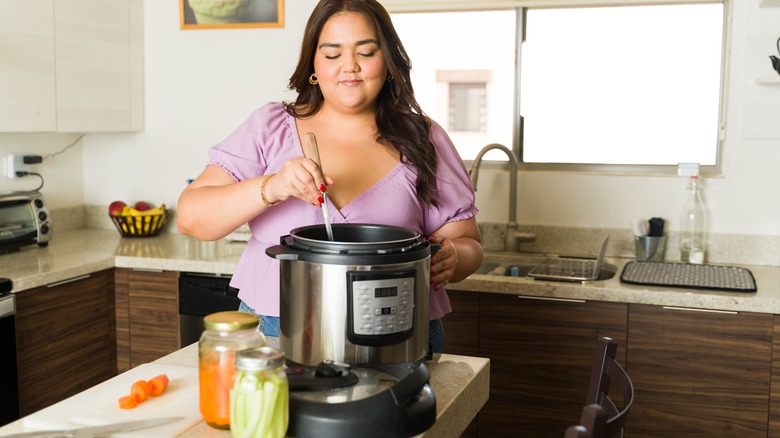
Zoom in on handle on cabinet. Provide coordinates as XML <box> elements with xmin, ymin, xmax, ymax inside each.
<box><xmin>517</xmin><ymin>295</ymin><xmax>586</xmax><ymax>304</ymax></box>
<box><xmin>46</xmin><ymin>274</ymin><xmax>91</xmax><ymax>288</ymax></box>
<box><xmin>661</xmin><ymin>306</ymin><xmax>737</xmax><ymax>315</ymax></box>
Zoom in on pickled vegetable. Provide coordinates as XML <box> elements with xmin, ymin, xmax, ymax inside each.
<box><xmin>230</xmin><ymin>368</ymin><xmax>289</xmax><ymax>438</ymax></box>
<box><xmin>200</xmin><ymin>350</ymin><xmax>236</xmax><ymax>429</ymax></box>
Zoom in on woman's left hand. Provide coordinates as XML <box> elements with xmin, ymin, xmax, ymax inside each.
<box><xmin>428</xmin><ymin>234</ymin><xmax>459</xmax><ymax>290</ymax></box>
<box><xmin>427</xmin><ymin>218</ymin><xmax>484</xmax><ymax>290</ymax></box>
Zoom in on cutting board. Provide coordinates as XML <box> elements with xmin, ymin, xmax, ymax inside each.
<box><xmin>22</xmin><ymin>363</ymin><xmax>202</xmax><ymax>437</ymax></box>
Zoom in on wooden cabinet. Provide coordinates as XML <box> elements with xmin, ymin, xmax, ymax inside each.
<box><xmin>114</xmin><ymin>268</ymin><xmax>179</xmax><ymax>372</ymax></box>
<box><xmin>446</xmin><ymin>289</ymin><xmax>628</xmax><ymax>438</ymax></box>
<box><xmin>445</xmin><ymin>290</ymin><xmax>480</xmax><ymax>357</ymax></box>
<box><xmin>478</xmin><ymin>294</ymin><xmax>627</xmax><ymax>437</ymax></box>
<box><xmin>626</xmin><ymin>304</ymin><xmax>773</xmax><ymax>437</ymax></box>
<box><xmin>0</xmin><ymin>0</ymin><xmax>143</xmax><ymax>132</ymax></box>
<box><xmin>15</xmin><ymin>270</ymin><xmax>116</xmax><ymax>415</ymax></box>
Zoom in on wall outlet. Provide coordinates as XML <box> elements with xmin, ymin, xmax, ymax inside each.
<box><xmin>5</xmin><ymin>154</ymin><xmax>30</xmax><ymax>179</ymax></box>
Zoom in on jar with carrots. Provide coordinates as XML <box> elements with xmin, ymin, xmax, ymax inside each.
<box><xmin>199</xmin><ymin>311</ymin><xmax>266</xmax><ymax>429</ymax></box>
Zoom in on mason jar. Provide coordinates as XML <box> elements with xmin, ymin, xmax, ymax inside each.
<box><xmin>198</xmin><ymin>311</ymin><xmax>265</xmax><ymax>429</ymax></box>
<box><xmin>230</xmin><ymin>346</ymin><xmax>289</xmax><ymax>438</ymax></box>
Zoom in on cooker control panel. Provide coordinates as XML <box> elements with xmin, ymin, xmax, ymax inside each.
<box><xmin>347</xmin><ymin>269</ymin><xmax>416</xmax><ymax>346</ymax></box>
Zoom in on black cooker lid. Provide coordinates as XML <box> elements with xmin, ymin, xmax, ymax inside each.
<box><xmin>284</xmin><ymin>224</ymin><xmax>426</xmax><ymax>256</ymax></box>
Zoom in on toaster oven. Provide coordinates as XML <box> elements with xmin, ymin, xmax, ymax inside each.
<box><xmin>0</xmin><ymin>192</ymin><xmax>51</xmax><ymax>253</ymax></box>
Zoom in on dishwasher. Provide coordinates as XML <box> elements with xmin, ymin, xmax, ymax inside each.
<box><xmin>178</xmin><ymin>272</ymin><xmax>242</xmax><ymax>347</ymax></box>
<box><xmin>0</xmin><ymin>281</ymin><xmax>19</xmax><ymax>427</ymax></box>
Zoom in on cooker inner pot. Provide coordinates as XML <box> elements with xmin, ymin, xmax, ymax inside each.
<box><xmin>287</xmin><ymin>224</ymin><xmax>424</xmax><ymax>255</ymax></box>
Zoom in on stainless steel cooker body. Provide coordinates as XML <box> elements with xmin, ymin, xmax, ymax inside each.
<box><xmin>267</xmin><ymin>224</ymin><xmax>432</xmax><ymax>366</ymax></box>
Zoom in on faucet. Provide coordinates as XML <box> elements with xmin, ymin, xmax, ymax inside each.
<box><xmin>469</xmin><ymin>143</ymin><xmax>535</xmax><ymax>252</ymax></box>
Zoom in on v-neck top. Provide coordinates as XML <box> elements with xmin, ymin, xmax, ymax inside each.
<box><xmin>208</xmin><ymin>102</ymin><xmax>478</xmax><ymax>319</ymax></box>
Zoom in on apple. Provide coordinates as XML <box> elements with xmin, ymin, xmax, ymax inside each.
<box><xmin>108</xmin><ymin>201</ymin><xmax>126</xmax><ymax>216</ymax></box>
<box><xmin>134</xmin><ymin>201</ymin><xmax>152</xmax><ymax>211</ymax></box>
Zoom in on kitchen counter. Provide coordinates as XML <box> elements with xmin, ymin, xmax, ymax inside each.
<box><xmin>3</xmin><ymin>228</ymin><xmax>780</xmax><ymax>314</ymax></box>
<box><xmin>0</xmin><ymin>337</ymin><xmax>490</xmax><ymax>438</ymax></box>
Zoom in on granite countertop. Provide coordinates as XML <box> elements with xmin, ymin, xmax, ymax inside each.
<box><xmin>0</xmin><ymin>337</ymin><xmax>490</xmax><ymax>438</ymax></box>
<box><xmin>2</xmin><ymin>228</ymin><xmax>780</xmax><ymax>314</ymax></box>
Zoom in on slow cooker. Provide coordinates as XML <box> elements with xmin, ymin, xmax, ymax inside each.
<box><xmin>266</xmin><ymin>223</ymin><xmax>434</xmax><ymax>366</ymax></box>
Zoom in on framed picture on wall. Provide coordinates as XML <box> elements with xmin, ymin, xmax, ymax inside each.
<box><xmin>180</xmin><ymin>0</ymin><xmax>284</xmax><ymax>29</ymax></box>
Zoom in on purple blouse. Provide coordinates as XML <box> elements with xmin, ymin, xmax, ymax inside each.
<box><xmin>208</xmin><ymin>102</ymin><xmax>478</xmax><ymax>320</ymax></box>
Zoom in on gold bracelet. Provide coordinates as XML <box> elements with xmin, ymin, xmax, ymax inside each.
<box><xmin>261</xmin><ymin>174</ymin><xmax>280</xmax><ymax>206</ymax></box>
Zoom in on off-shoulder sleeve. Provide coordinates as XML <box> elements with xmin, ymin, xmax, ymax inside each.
<box><xmin>207</xmin><ymin>102</ymin><xmax>295</xmax><ymax>182</ymax></box>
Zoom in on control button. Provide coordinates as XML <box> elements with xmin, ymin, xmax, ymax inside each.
<box><xmin>34</xmin><ymin>199</ymin><xmax>44</xmax><ymax>208</ymax></box>
<box><xmin>374</xmin><ymin>308</ymin><xmax>382</xmax><ymax>315</ymax></box>
<box><xmin>40</xmin><ymin>224</ymin><xmax>50</xmax><ymax>235</ymax></box>
<box><xmin>38</xmin><ymin>211</ymin><xmax>47</xmax><ymax>221</ymax></box>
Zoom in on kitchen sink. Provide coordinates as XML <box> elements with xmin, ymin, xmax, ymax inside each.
<box><xmin>472</xmin><ymin>255</ymin><xmax>618</xmax><ymax>281</ymax></box>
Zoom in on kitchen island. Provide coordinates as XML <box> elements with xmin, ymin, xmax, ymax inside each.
<box><xmin>0</xmin><ymin>338</ymin><xmax>490</xmax><ymax>438</ymax></box>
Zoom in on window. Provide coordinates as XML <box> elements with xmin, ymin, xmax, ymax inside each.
<box><xmin>391</xmin><ymin>3</ymin><xmax>728</xmax><ymax>173</ymax></box>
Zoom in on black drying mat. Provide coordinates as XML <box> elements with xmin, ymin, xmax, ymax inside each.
<box><xmin>621</xmin><ymin>261</ymin><xmax>757</xmax><ymax>292</ymax></box>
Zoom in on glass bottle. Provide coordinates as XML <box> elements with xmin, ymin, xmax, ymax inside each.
<box><xmin>199</xmin><ymin>311</ymin><xmax>265</xmax><ymax>429</ymax></box>
<box><xmin>230</xmin><ymin>347</ymin><xmax>289</xmax><ymax>438</ymax></box>
<box><xmin>679</xmin><ymin>175</ymin><xmax>707</xmax><ymax>264</ymax></box>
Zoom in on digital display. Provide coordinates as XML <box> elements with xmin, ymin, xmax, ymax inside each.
<box><xmin>375</xmin><ymin>286</ymin><xmax>398</xmax><ymax>298</ymax></box>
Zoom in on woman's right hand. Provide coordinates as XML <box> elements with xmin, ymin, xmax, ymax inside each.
<box><xmin>263</xmin><ymin>156</ymin><xmax>334</xmax><ymax>207</ymax></box>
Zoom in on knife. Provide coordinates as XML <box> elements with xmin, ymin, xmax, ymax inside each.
<box><xmin>1</xmin><ymin>416</ymin><xmax>183</xmax><ymax>438</ymax></box>
<box><xmin>303</xmin><ymin>132</ymin><xmax>334</xmax><ymax>241</ymax></box>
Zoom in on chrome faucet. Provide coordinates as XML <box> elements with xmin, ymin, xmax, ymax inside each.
<box><xmin>469</xmin><ymin>143</ymin><xmax>535</xmax><ymax>252</ymax></box>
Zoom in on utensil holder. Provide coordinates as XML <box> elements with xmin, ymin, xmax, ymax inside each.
<box><xmin>634</xmin><ymin>235</ymin><xmax>666</xmax><ymax>262</ymax></box>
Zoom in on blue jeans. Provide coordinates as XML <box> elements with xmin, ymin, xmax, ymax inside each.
<box><xmin>238</xmin><ymin>301</ymin><xmax>444</xmax><ymax>353</ymax></box>
<box><xmin>238</xmin><ymin>301</ymin><xmax>279</xmax><ymax>337</ymax></box>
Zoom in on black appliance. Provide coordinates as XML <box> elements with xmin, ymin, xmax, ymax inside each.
<box><xmin>178</xmin><ymin>272</ymin><xmax>241</xmax><ymax>347</ymax></box>
<box><xmin>286</xmin><ymin>360</ymin><xmax>436</xmax><ymax>438</ymax></box>
<box><xmin>0</xmin><ymin>279</ymin><xmax>20</xmax><ymax>427</ymax></box>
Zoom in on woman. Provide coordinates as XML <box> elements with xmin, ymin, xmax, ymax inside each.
<box><xmin>177</xmin><ymin>0</ymin><xmax>483</xmax><ymax>353</ymax></box>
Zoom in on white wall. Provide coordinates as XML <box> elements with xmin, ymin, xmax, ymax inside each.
<box><xmin>1</xmin><ymin>0</ymin><xmax>779</xmax><ymax>238</ymax></box>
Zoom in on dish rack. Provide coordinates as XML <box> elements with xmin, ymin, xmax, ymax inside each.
<box><xmin>110</xmin><ymin>210</ymin><xmax>168</xmax><ymax>237</ymax></box>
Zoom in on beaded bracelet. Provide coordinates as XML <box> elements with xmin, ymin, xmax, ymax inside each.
<box><xmin>261</xmin><ymin>174</ymin><xmax>280</xmax><ymax>206</ymax></box>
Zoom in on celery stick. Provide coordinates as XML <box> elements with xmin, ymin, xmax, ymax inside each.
<box><xmin>273</xmin><ymin>380</ymin><xmax>287</xmax><ymax>438</ymax></box>
<box><xmin>244</xmin><ymin>387</ymin><xmax>262</xmax><ymax>438</ymax></box>
<box><xmin>257</xmin><ymin>380</ymin><xmax>277</xmax><ymax>437</ymax></box>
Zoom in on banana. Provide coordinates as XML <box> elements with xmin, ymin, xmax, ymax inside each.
<box><xmin>119</xmin><ymin>204</ymin><xmax>166</xmax><ymax>217</ymax></box>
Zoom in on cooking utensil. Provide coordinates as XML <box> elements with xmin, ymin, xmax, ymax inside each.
<box><xmin>2</xmin><ymin>416</ymin><xmax>182</xmax><ymax>437</ymax></box>
<box><xmin>302</xmin><ymin>132</ymin><xmax>334</xmax><ymax>241</ymax></box>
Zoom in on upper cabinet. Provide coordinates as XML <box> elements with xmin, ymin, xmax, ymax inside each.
<box><xmin>760</xmin><ymin>0</ymin><xmax>780</xmax><ymax>7</ymax></box>
<box><xmin>0</xmin><ymin>0</ymin><xmax>143</xmax><ymax>133</ymax></box>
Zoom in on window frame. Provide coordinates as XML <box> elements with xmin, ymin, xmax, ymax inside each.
<box><xmin>386</xmin><ymin>1</ymin><xmax>731</xmax><ymax>177</ymax></box>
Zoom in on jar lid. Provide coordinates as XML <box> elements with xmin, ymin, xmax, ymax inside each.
<box><xmin>203</xmin><ymin>311</ymin><xmax>259</xmax><ymax>331</ymax></box>
<box><xmin>235</xmin><ymin>346</ymin><xmax>285</xmax><ymax>371</ymax></box>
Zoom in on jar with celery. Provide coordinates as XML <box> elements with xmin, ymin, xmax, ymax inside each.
<box><xmin>230</xmin><ymin>346</ymin><xmax>289</xmax><ymax>438</ymax></box>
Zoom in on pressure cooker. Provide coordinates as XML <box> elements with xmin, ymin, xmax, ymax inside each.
<box><xmin>266</xmin><ymin>224</ymin><xmax>434</xmax><ymax>366</ymax></box>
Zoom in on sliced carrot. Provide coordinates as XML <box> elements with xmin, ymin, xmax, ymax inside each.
<box><xmin>118</xmin><ymin>394</ymin><xmax>138</xmax><ymax>409</ymax></box>
<box><xmin>130</xmin><ymin>379</ymin><xmax>152</xmax><ymax>402</ymax></box>
<box><xmin>148</xmin><ymin>374</ymin><xmax>170</xmax><ymax>396</ymax></box>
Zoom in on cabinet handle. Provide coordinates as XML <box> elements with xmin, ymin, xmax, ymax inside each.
<box><xmin>132</xmin><ymin>268</ymin><xmax>164</xmax><ymax>273</ymax></box>
<box><xmin>47</xmin><ymin>274</ymin><xmax>90</xmax><ymax>288</ymax></box>
<box><xmin>662</xmin><ymin>306</ymin><xmax>737</xmax><ymax>315</ymax></box>
<box><xmin>517</xmin><ymin>295</ymin><xmax>586</xmax><ymax>304</ymax></box>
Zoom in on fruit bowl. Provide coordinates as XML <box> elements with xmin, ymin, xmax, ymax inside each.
<box><xmin>110</xmin><ymin>205</ymin><xmax>168</xmax><ymax>237</ymax></box>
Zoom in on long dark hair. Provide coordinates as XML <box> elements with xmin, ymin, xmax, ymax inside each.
<box><xmin>286</xmin><ymin>0</ymin><xmax>439</xmax><ymax>207</ymax></box>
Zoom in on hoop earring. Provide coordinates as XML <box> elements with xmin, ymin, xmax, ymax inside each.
<box><xmin>308</xmin><ymin>73</ymin><xmax>318</xmax><ymax>85</ymax></box>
